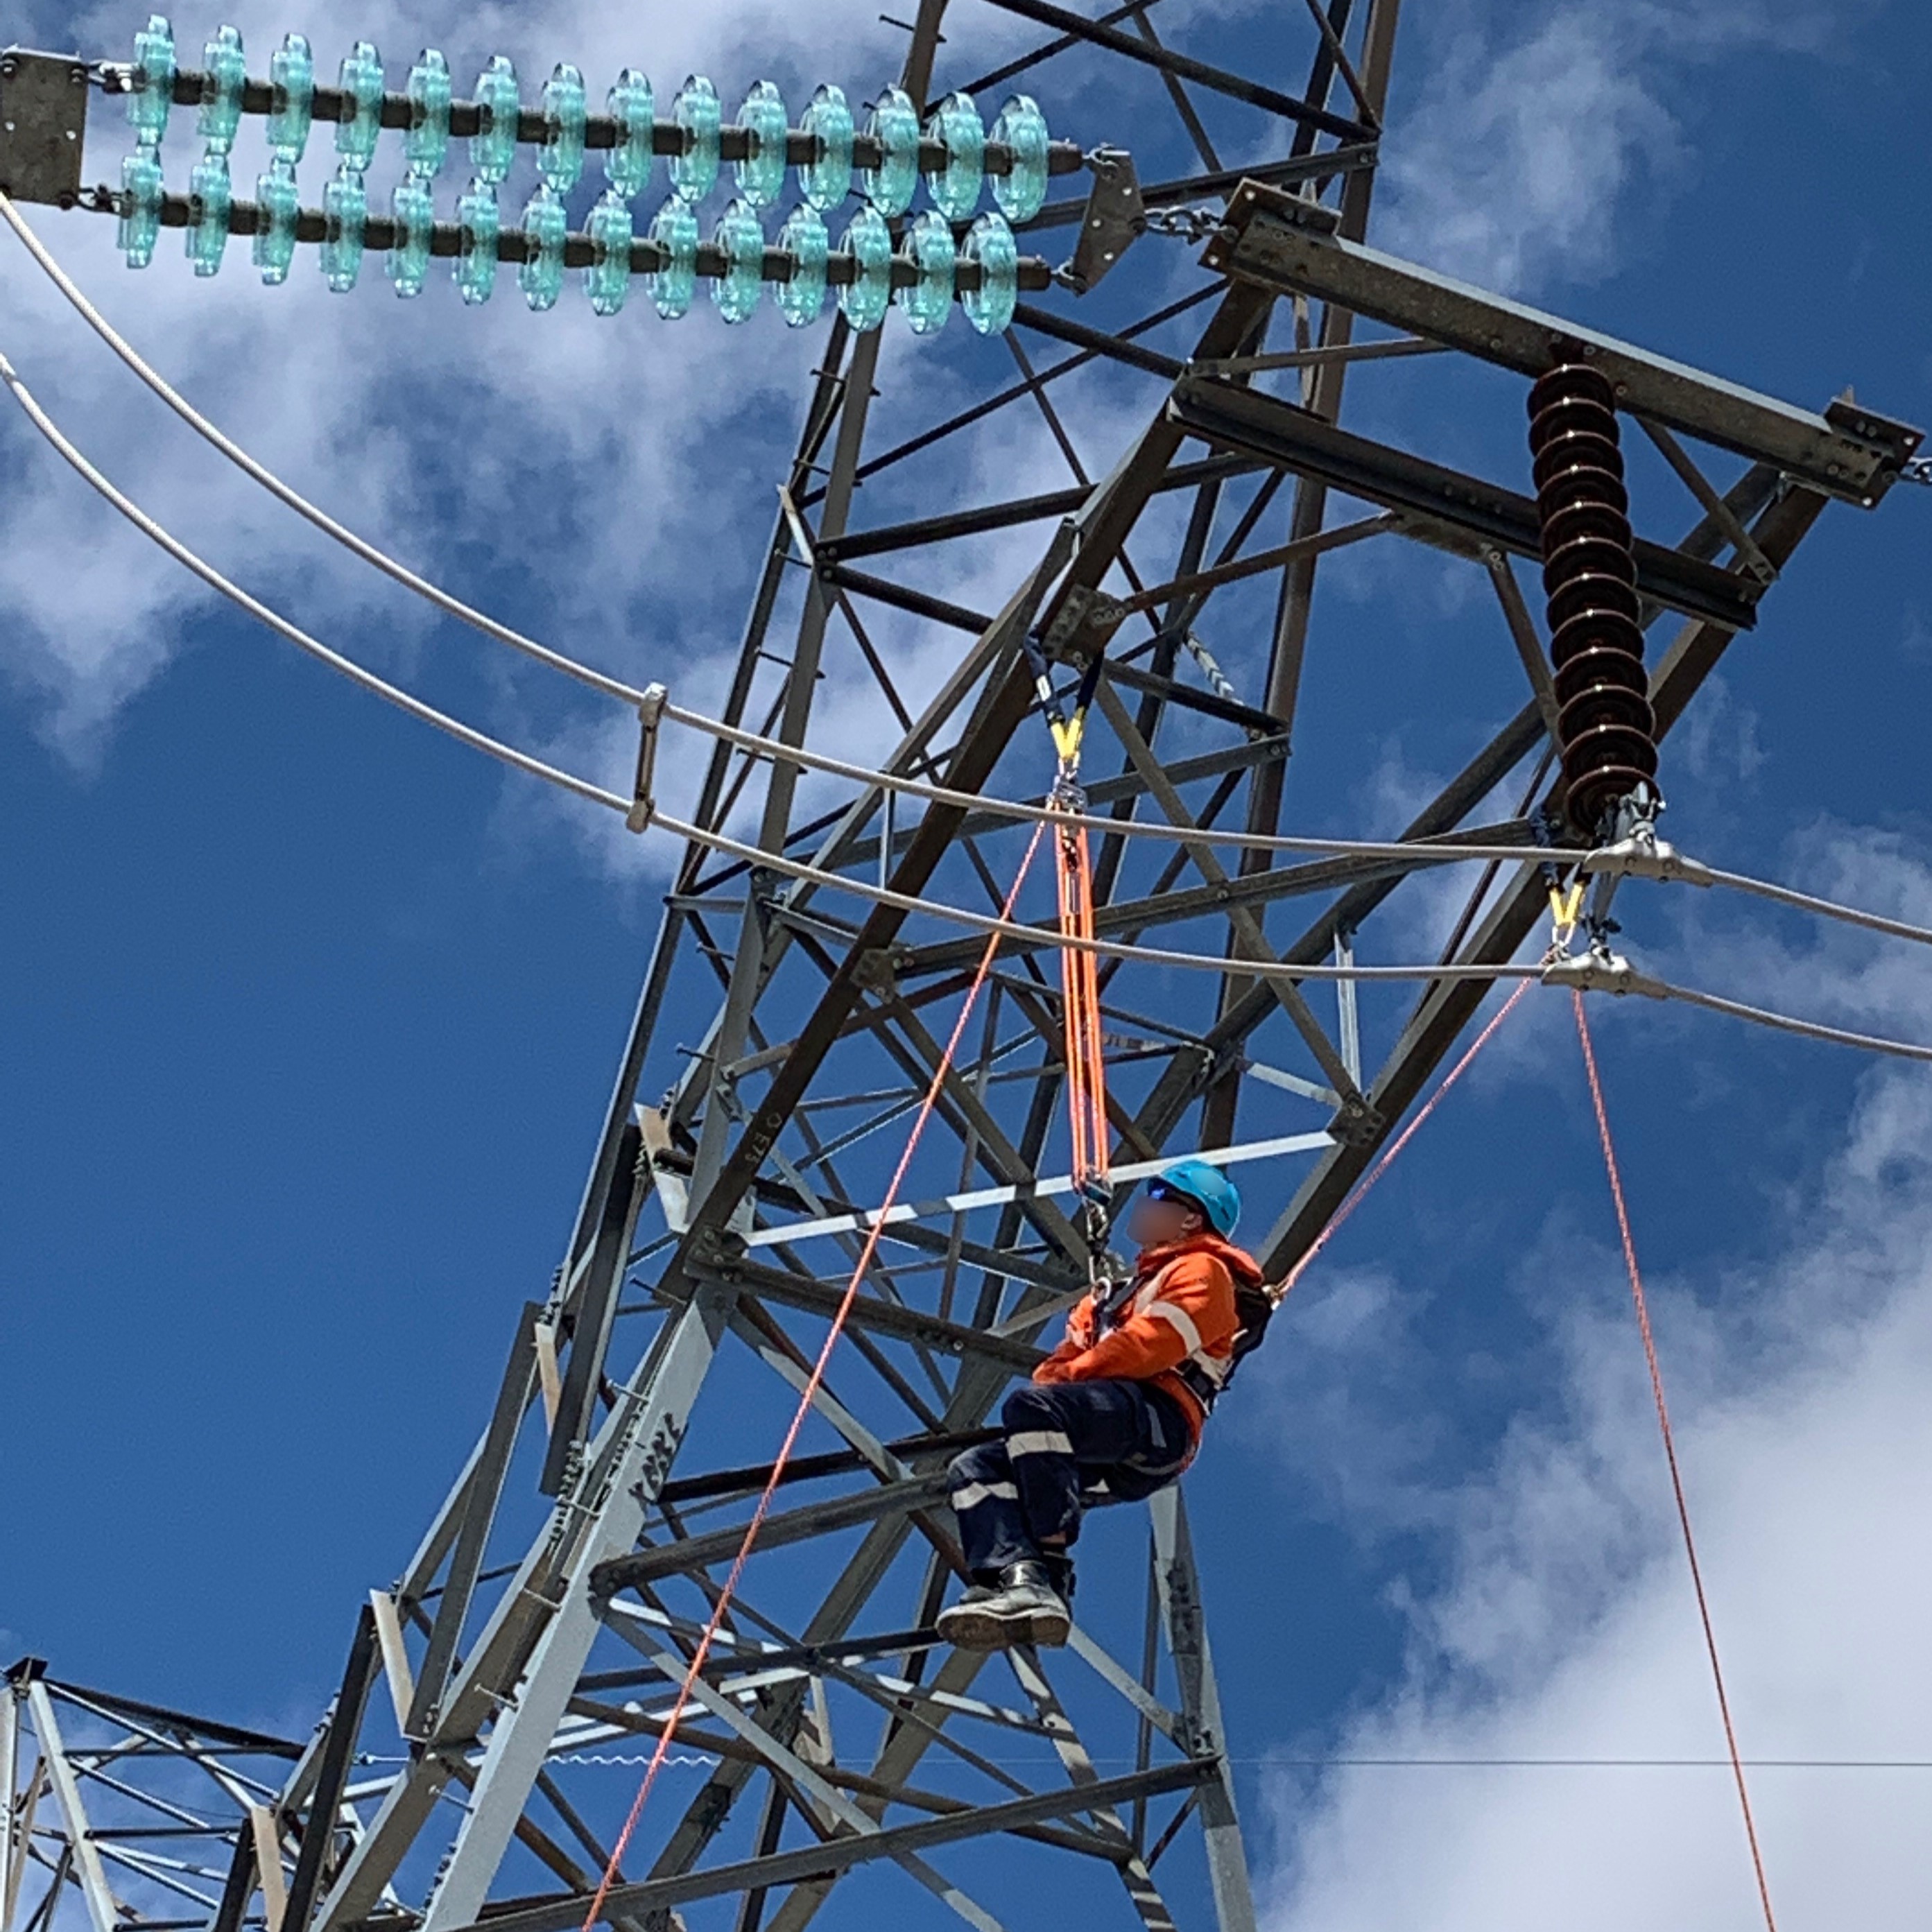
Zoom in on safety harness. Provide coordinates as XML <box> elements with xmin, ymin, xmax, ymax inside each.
<box><xmin>1086</xmin><ymin>1256</ymin><xmax>1275</xmax><ymax>1420</ymax></box>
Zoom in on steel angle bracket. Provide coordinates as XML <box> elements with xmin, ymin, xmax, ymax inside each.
<box><xmin>1203</xmin><ymin>179</ymin><xmax>1924</xmax><ymax>508</ymax></box>
<box><xmin>1062</xmin><ymin>146</ymin><xmax>1144</xmax><ymax>294</ymax></box>
<box><xmin>1164</xmin><ymin>374</ymin><xmax>1763</xmax><ymax>631</ymax></box>
<box><xmin>0</xmin><ymin>50</ymin><xmax>89</xmax><ymax>207</ymax></box>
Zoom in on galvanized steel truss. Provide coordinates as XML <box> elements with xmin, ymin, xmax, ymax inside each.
<box><xmin>8</xmin><ymin>2</ymin><xmax>1922</xmax><ymax>1931</ymax></box>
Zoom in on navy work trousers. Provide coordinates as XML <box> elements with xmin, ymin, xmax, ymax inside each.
<box><xmin>947</xmin><ymin>1378</ymin><xmax>1192</xmax><ymax>1578</ymax></box>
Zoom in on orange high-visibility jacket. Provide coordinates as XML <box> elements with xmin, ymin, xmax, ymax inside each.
<box><xmin>1030</xmin><ymin>1232</ymin><xmax>1265</xmax><ymax>1444</ymax></box>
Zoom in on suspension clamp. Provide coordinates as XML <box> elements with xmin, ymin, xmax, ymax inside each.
<box><xmin>627</xmin><ymin>683</ymin><xmax>668</xmax><ymax>832</ymax></box>
<box><xmin>1539</xmin><ymin>947</ymin><xmax>1667</xmax><ymax>999</ymax></box>
<box><xmin>1901</xmin><ymin>455</ymin><xmax>1932</xmax><ymax>487</ymax></box>
<box><xmin>1582</xmin><ymin>832</ymin><xmax>1715</xmax><ymax>889</ymax></box>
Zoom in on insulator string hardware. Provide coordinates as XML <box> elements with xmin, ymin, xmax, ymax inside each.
<box><xmin>99</xmin><ymin>14</ymin><xmax>1084</xmax><ymax>329</ymax></box>
<box><xmin>92</xmin><ymin>178</ymin><xmax>1046</xmax><ymax>320</ymax></box>
<box><xmin>101</xmin><ymin>22</ymin><xmax>1089</xmax><ymax>186</ymax></box>
<box><xmin>1528</xmin><ymin>358</ymin><xmax>1662</xmax><ymax>841</ymax></box>
<box><xmin>89</xmin><ymin>16</ymin><xmax>1105</xmax><ymax>329</ymax></box>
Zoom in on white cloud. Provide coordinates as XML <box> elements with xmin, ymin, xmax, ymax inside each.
<box><xmin>1250</xmin><ymin>833</ymin><xmax>1932</xmax><ymax>1930</ymax></box>
<box><xmin>1378</xmin><ymin>0</ymin><xmax>1872</xmax><ymax>296</ymax></box>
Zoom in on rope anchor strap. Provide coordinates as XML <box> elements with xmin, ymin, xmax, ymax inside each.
<box><xmin>1054</xmin><ymin>783</ymin><xmax>1111</xmax><ymax>1227</ymax></box>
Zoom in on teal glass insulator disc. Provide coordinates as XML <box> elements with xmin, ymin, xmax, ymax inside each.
<box><xmin>837</xmin><ymin>202</ymin><xmax>891</xmax><ymax>331</ymax></box>
<box><xmin>669</xmin><ymin>76</ymin><xmax>721</xmax><ymax>202</ymax></box>
<box><xmin>253</xmin><ymin>155</ymin><xmax>301</xmax><ymax>283</ymax></box>
<box><xmin>734</xmin><ymin>80</ymin><xmax>787</xmax><ymax>209</ymax></box>
<box><xmin>320</xmin><ymin>160</ymin><xmax>367</xmax><ymax>291</ymax></box>
<box><xmin>405</xmin><ymin>49</ymin><xmax>452</xmax><ymax>175</ymax></box>
<box><xmin>471</xmin><ymin>55</ymin><xmax>520</xmax><ymax>184</ymax></box>
<box><xmin>519</xmin><ymin>184</ymin><xmax>567</xmax><ymax>310</ymax></box>
<box><xmin>128</xmin><ymin>15</ymin><xmax>175</xmax><ymax>144</ymax></box>
<box><xmin>960</xmin><ymin>210</ymin><xmax>1017</xmax><ymax>334</ymax></box>
<box><xmin>605</xmin><ymin>69</ymin><xmax>654</xmax><ymax>197</ymax></box>
<box><xmin>861</xmin><ymin>84</ymin><xmax>918</xmax><ymax>216</ymax></box>
<box><xmin>711</xmin><ymin>198</ymin><xmax>764</xmax><ymax>322</ymax></box>
<box><xmin>990</xmin><ymin>94</ymin><xmax>1049</xmax><ymax>222</ymax></box>
<box><xmin>197</xmin><ymin>24</ymin><xmax>245</xmax><ymax>155</ymax></box>
<box><xmin>896</xmin><ymin>210</ymin><xmax>958</xmax><ymax>336</ymax></box>
<box><xmin>647</xmin><ymin>194</ymin><xmax>698</xmax><ymax>318</ymax></box>
<box><xmin>585</xmin><ymin>188</ymin><xmax>633</xmax><ymax>316</ymax></box>
<box><xmin>455</xmin><ymin>180</ymin><xmax>499</xmax><ymax>304</ymax></box>
<box><xmin>266</xmin><ymin>33</ymin><xmax>313</xmax><ymax>161</ymax></box>
<box><xmin>540</xmin><ymin>63</ymin><xmax>589</xmax><ymax>193</ymax></box>
<box><xmin>924</xmin><ymin>91</ymin><xmax>983</xmax><ymax>221</ymax></box>
<box><xmin>117</xmin><ymin>146</ymin><xmax>164</xmax><ymax>268</ymax></box>
<box><xmin>388</xmin><ymin>173</ymin><xmax>433</xmax><ymax>297</ymax></box>
<box><xmin>897</xmin><ymin>207</ymin><xmax>954</xmax><ymax>334</ymax></box>
<box><xmin>775</xmin><ymin>205</ymin><xmax>828</xmax><ymax>326</ymax></box>
<box><xmin>187</xmin><ymin>150</ymin><xmax>231</xmax><ymax>276</ymax></box>
<box><xmin>336</xmin><ymin>41</ymin><xmax>384</xmax><ymax>170</ymax></box>
<box><xmin>797</xmin><ymin>84</ymin><xmax>853</xmax><ymax>212</ymax></box>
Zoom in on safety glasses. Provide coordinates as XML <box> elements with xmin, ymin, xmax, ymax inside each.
<box><xmin>1146</xmin><ymin>1180</ymin><xmax>1205</xmax><ymax>1214</ymax></box>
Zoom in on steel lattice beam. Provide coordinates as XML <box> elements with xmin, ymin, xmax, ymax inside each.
<box><xmin>12</xmin><ymin>3</ymin><xmax>1923</xmax><ymax>1932</ymax></box>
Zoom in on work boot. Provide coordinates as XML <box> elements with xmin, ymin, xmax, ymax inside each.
<box><xmin>935</xmin><ymin>1560</ymin><xmax>1071</xmax><ymax>1649</ymax></box>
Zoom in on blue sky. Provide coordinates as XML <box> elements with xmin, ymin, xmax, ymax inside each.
<box><xmin>5</xmin><ymin>0</ymin><xmax>1932</xmax><ymax>1926</ymax></box>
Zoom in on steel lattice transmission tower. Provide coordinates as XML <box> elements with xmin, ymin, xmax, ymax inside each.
<box><xmin>2</xmin><ymin>3</ymin><xmax>1922</xmax><ymax>1932</ymax></box>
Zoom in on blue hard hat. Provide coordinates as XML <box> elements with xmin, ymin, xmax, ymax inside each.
<box><xmin>1150</xmin><ymin>1158</ymin><xmax>1241</xmax><ymax>1238</ymax></box>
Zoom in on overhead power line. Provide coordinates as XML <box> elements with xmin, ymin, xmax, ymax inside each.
<box><xmin>10</xmin><ymin>273</ymin><xmax>1932</xmax><ymax>1074</ymax></box>
<box><xmin>20</xmin><ymin>180</ymin><xmax>1932</xmax><ymax>971</ymax></box>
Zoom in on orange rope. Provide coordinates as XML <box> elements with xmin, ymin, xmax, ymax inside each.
<box><xmin>1277</xmin><ymin>979</ymin><xmax>1530</xmax><ymax>1300</ymax></box>
<box><xmin>576</xmin><ymin>822</ymin><xmax>1046</xmax><ymax>1932</ymax></box>
<box><xmin>1571</xmin><ymin>991</ymin><xmax>1779</xmax><ymax>1932</ymax></box>
<box><xmin>1055</xmin><ymin>816</ymin><xmax>1109</xmax><ymax>1202</ymax></box>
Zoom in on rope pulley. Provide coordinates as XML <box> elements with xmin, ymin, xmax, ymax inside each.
<box><xmin>1528</xmin><ymin>359</ymin><xmax>1661</xmax><ymax>840</ymax></box>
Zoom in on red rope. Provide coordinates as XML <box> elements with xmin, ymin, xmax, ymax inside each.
<box><xmin>1570</xmin><ymin>990</ymin><xmax>1779</xmax><ymax>1932</ymax></box>
<box><xmin>1276</xmin><ymin>978</ymin><xmax>1530</xmax><ymax>1300</ymax></box>
<box><xmin>576</xmin><ymin>822</ymin><xmax>1046</xmax><ymax>1932</ymax></box>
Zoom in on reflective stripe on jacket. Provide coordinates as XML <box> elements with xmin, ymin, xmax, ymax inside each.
<box><xmin>1029</xmin><ymin>1232</ymin><xmax>1266</xmax><ymax>1446</ymax></box>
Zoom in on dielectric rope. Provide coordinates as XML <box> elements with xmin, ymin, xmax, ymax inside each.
<box><xmin>1274</xmin><ymin>980</ymin><xmax>1530</xmax><ymax>1300</ymax></box>
<box><xmin>18</xmin><ymin>322</ymin><xmax>1932</xmax><ymax>1067</ymax></box>
<box><xmin>1571</xmin><ymin>993</ymin><xmax>1779</xmax><ymax>1932</ymax></box>
<box><xmin>577</xmin><ymin>824</ymin><xmax>1044</xmax><ymax>1932</ymax></box>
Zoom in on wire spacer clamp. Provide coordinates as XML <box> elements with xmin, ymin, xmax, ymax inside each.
<box><xmin>627</xmin><ymin>683</ymin><xmax>668</xmax><ymax>834</ymax></box>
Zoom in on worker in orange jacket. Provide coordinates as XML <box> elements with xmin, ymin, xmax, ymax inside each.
<box><xmin>938</xmin><ymin>1158</ymin><xmax>1265</xmax><ymax>1649</ymax></box>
